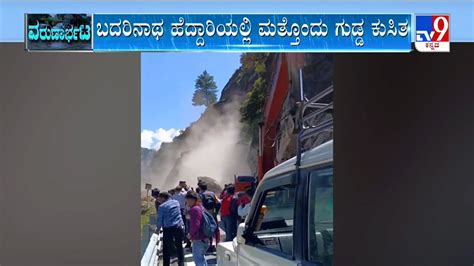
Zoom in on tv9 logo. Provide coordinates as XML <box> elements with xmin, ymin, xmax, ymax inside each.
<box><xmin>415</xmin><ymin>15</ymin><xmax>450</xmax><ymax>52</ymax></box>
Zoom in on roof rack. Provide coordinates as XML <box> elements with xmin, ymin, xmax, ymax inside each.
<box><xmin>295</xmin><ymin>70</ymin><xmax>333</xmax><ymax>169</ymax></box>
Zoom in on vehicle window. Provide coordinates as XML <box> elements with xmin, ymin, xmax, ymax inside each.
<box><xmin>253</xmin><ymin>183</ymin><xmax>296</xmax><ymax>256</ymax></box>
<box><xmin>237</xmin><ymin>176</ymin><xmax>256</xmax><ymax>182</ymax></box>
<box><xmin>308</xmin><ymin>167</ymin><xmax>333</xmax><ymax>265</ymax></box>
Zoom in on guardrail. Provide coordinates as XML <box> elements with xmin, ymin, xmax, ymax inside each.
<box><xmin>141</xmin><ymin>230</ymin><xmax>163</xmax><ymax>266</ymax></box>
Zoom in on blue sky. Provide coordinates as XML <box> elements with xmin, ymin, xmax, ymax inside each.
<box><xmin>141</xmin><ymin>53</ymin><xmax>241</xmax><ymax>149</ymax></box>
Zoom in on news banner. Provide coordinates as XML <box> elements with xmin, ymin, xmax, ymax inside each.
<box><xmin>25</xmin><ymin>13</ymin><xmax>450</xmax><ymax>52</ymax></box>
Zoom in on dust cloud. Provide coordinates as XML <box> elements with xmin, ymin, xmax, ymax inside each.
<box><xmin>150</xmin><ymin>100</ymin><xmax>252</xmax><ymax>191</ymax></box>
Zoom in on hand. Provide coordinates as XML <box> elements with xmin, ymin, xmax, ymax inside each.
<box><xmin>187</xmin><ymin>233</ymin><xmax>191</xmax><ymax>240</ymax></box>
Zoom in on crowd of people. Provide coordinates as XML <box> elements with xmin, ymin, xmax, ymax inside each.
<box><xmin>151</xmin><ymin>180</ymin><xmax>254</xmax><ymax>266</ymax></box>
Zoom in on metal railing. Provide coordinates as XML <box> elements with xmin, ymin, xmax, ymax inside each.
<box><xmin>295</xmin><ymin>77</ymin><xmax>334</xmax><ymax>169</ymax></box>
<box><xmin>141</xmin><ymin>230</ymin><xmax>163</xmax><ymax>266</ymax></box>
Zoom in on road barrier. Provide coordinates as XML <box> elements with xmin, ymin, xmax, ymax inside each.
<box><xmin>141</xmin><ymin>230</ymin><xmax>162</xmax><ymax>266</ymax></box>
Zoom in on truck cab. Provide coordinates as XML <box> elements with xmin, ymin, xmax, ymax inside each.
<box><xmin>217</xmin><ymin>140</ymin><xmax>333</xmax><ymax>266</ymax></box>
<box><xmin>234</xmin><ymin>175</ymin><xmax>256</xmax><ymax>193</ymax></box>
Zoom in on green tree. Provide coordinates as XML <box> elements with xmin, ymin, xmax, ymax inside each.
<box><xmin>239</xmin><ymin>53</ymin><xmax>269</xmax><ymax>140</ymax></box>
<box><xmin>240</xmin><ymin>77</ymin><xmax>266</xmax><ymax>139</ymax></box>
<box><xmin>192</xmin><ymin>70</ymin><xmax>218</xmax><ymax>107</ymax></box>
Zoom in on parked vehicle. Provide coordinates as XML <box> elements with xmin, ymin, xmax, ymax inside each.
<box><xmin>217</xmin><ymin>84</ymin><xmax>334</xmax><ymax>266</ymax></box>
<box><xmin>233</xmin><ymin>175</ymin><xmax>256</xmax><ymax>193</ymax></box>
<box><xmin>217</xmin><ymin>140</ymin><xmax>333</xmax><ymax>266</ymax></box>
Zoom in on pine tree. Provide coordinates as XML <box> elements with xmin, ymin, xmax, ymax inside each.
<box><xmin>192</xmin><ymin>70</ymin><xmax>218</xmax><ymax>107</ymax></box>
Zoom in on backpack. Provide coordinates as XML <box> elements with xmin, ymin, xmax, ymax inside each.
<box><xmin>200</xmin><ymin>207</ymin><xmax>218</xmax><ymax>238</ymax></box>
<box><xmin>200</xmin><ymin>191</ymin><xmax>217</xmax><ymax>211</ymax></box>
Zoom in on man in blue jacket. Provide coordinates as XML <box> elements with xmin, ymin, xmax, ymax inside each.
<box><xmin>156</xmin><ymin>191</ymin><xmax>185</xmax><ymax>266</ymax></box>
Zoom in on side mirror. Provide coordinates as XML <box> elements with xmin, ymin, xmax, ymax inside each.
<box><xmin>236</xmin><ymin>223</ymin><xmax>246</xmax><ymax>244</ymax></box>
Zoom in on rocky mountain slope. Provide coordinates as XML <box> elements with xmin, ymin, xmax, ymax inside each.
<box><xmin>143</xmin><ymin>55</ymin><xmax>264</xmax><ymax>191</ymax></box>
<box><xmin>141</xmin><ymin>147</ymin><xmax>155</xmax><ymax>187</ymax></box>
<box><xmin>141</xmin><ymin>53</ymin><xmax>333</xmax><ymax>192</ymax></box>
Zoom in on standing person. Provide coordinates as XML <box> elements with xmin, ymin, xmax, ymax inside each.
<box><xmin>172</xmin><ymin>185</ymin><xmax>191</xmax><ymax>248</ymax></box>
<box><xmin>198</xmin><ymin>182</ymin><xmax>220</xmax><ymax>252</ymax></box>
<box><xmin>185</xmin><ymin>191</ymin><xmax>210</xmax><ymax>266</ymax></box>
<box><xmin>179</xmin><ymin>181</ymin><xmax>190</xmax><ymax>192</ymax></box>
<box><xmin>172</xmin><ymin>186</ymin><xmax>187</xmax><ymax>209</ymax></box>
<box><xmin>151</xmin><ymin>188</ymin><xmax>161</xmax><ymax>213</ymax></box>
<box><xmin>220</xmin><ymin>184</ymin><xmax>229</xmax><ymax>199</ymax></box>
<box><xmin>156</xmin><ymin>192</ymin><xmax>185</xmax><ymax>266</ymax></box>
<box><xmin>237</xmin><ymin>191</ymin><xmax>252</xmax><ymax>222</ymax></box>
<box><xmin>220</xmin><ymin>185</ymin><xmax>238</xmax><ymax>241</ymax></box>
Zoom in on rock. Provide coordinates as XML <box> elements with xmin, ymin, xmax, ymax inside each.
<box><xmin>196</xmin><ymin>176</ymin><xmax>223</xmax><ymax>194</ymax></box>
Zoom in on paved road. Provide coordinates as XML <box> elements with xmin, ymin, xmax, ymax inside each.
<box><xmin>158</xmin><ymin>245</ymin><xmax>217</xmax><ymax>266</ymax></box>
<box><xmin>162</xmin><ymin>247</ymin><xmax>217</xmax><ymax>266</ymax></box>
<box><xmin>158</xmin><ymin>228</ymin><xmax>225</xmax><ymax>266</ymax></box>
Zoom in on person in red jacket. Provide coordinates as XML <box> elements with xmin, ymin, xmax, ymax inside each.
<box><xmin>185</xmin><ymin>191</ymin><xmax>209</xmax><ymax>266</ymax></box>
<box><xmin>220</xmin><ymin>185</ymin><xmax>238</xmax><ymax>241</ymax></box>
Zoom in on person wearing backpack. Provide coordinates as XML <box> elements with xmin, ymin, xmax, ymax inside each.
<box><xmin>185</xmin><ymin>191</ymin><xmax>216</xmax><ymax>266</ymax></box>
<box><xmin>198</xmin><ymin>182</ymin><xmax>220</xmax><ymax>252</ymax></box>
<box><xmin>220</xmin><ymin>185</ymin><xmax>239</xmax><ymax>241</ymax></box>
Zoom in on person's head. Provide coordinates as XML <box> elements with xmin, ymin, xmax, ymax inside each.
<box><xmin>179</xmin><ymin>180</ymin><xmax>187</xmax><ymax>188</ymax></box>
<box><xmin>175</xmin><ymin>185</ymin><xmax>182</xmax><ymax>192</ymax></box>
<box><xmin>168</xmin><ymin>189</ymin><xmax>175</xmax><ymax>195</ymax></box>
<box><xmin>198</xmin><ymin>182</ymin><xmax>208</xmax><ymax>192</ymax></box>
<box><xmin>158</xmin><ymin>191</ymin><xmax>170</xmax><ymax>204</ymax></box>
<box><xmin>222</xmin><ymin>183</ymin><xmax>230</xmax><ymax>193</ymax></box>
<box><xmin>226</xmin><ymin>184</ymin><xmax>235</xmax><ymax>195</ymax></box>
<box><xmin>151</xmin><ymin>188</ymin><xmax>160</xmax><ymax>199</ymax></box>
<box><xmin>185</xmin><ymin>191</ymin><xmax>200</xmax><ymax>207</ymax></box>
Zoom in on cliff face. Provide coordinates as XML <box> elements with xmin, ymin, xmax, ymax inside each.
<box><xmin>141</xmin><ymin>148</ymin><xmax>155</xmax><ymax>186</ymax></box>
<box><xmin>142</xmin><ymin>53</ymin><xmax>333</xmax><ymax>191</ymax></box>
<box><xmin>145</xmin><ymin>57</ymin><xmax>267</xmax><ymax>190</ymax></box>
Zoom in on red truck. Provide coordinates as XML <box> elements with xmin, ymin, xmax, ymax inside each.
<box><xmin>233</xmin><ymin>175</ymin><xmax>256</xmax><ymax>193</ymax></box>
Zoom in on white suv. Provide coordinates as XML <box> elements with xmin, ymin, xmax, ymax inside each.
<box><xmin>217</xmin><ymin>140</ymin><xmax>333</xmax><ymax>266</ymax></box>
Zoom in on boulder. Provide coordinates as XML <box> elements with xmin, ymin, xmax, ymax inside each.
<box><xmin>196</xmin><ymin>176</ymin><xmax>223</xmax><ymax>194</ymax></box>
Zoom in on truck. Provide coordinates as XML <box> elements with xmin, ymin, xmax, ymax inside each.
<box><xmin>233</xmin><ymin>175</ymin><xmax>256</xmax><ymax>193</ymax></box>
<box><xmin>217</xmin><ymin>83</ymin><xmax>334</xmax><ymax>265</ymax></box>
